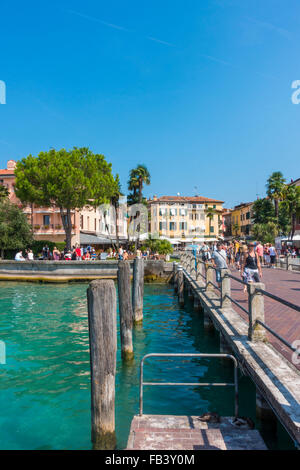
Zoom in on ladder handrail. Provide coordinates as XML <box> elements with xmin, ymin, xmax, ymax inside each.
<box><xmin>139</xmin><ymin>352</ymin><xmax>239</xmax><ymax>418</ymax></box>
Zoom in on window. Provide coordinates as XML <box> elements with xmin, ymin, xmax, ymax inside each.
<box><xmin>246</xmin><ymin>212</ymin><xmax>250</xmax><ymax>219</ymax></box>
<box><xmin>210</xmin><ymin>226</ymin><xmax>214</xmax><ymax>233</ymax></box>
<box><xmin>94</xmin><ymin>219</ymin><xmax>97</xmax><ymax>231</ymax></box>
<box><xmin>213</xmin><ymin>205</ymin><xmax>216</xmax><ymax>208</ymax></box>
<box><xmin>159</xmin><ymin>221</ymin><xmax>167</xmax><ymax>230</ymax></box>
<box><xmin>169</xmin><ymin>222</ymin><xmax>176</xmax><ymax>231</ymax></box>
<box><xmin>179</xmin><ymin>222</ymin><xmax>187</xmax><ymax>230</ymax></box>
<box><xmin>80</xmin><ymin>215</ymin><xmax>83</xmax><ymax>229</ymax></box>
<box><xmin>43</xmin><ymin>215</ymin><xmax>50</xmax><ymax>226</ymax></box>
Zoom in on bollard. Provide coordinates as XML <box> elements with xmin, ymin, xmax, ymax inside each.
<box><xmin>132</xmin><ymin>257</ymin><xmax>144</xmax><ymax>324</ymax></box>
<box><xmin>287</xmin><ymin>255</ymin><xmax>292</xmax><ymax>271</ymax></box>
<box><xmin>221</xmin><ymin>269</ymin><xmax>231</xmax><ymax>308</ymax></box>
<box><xmin>205</xmin><ymin>263</ymin><xmax>214</xmax><ymax>291</ymax></box>
<box><xmin>117</xmin><ymin>261</ymin><xmax>134</xmax><ymax>361</ymax></box>
<box><xmin>248</xmin><ymin>283</ymin><xmax>266</xmax><ymax>342</ymax></box>
<box><xmin>177</xmin><ymin>266</ymin><xmax>184</xmax><ymax>307</ymax></box>
<box><xmin>87</xmin><ymin>280</ymin><xmax>117</xmax><ymax>450</ymax></box>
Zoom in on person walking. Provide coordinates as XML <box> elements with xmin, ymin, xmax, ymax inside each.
<box><xmin>269</xmin><ymin>243</ymin><xmax>276</xmax><ymax>268</ymax></box>
<box><xmin>211</xmin><ymin>242</ymin><xmax>228</xmax><ymax>288</ymax></box>
<box><xmin>255</xmin><ymin>241</ymin><xmax>264</xmax><ymax>266</ymax></box>
<box><xmin>241</xmin><ymin>242</ymin><xmax>262</xmax><ymax>293</ymax></box>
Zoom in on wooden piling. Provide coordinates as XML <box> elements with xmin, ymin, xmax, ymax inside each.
<box><xmin>117</xmin><ymin>260</ymin><xmax>134</xmax><ymax>360</ymax></box>
<box><xmin>177</xmin><ymin>266</ymin><xmax>184</xmax><ymax>307</ymax></box>
<box><xmin>132</xmin><ymin>257</ymin><xmax>144</xmax><ymax>323</ymax></box>
<box><xmin>87</xmin><ymin>279</ymin><xmax>117</xmax><ymax>450</ymax></box>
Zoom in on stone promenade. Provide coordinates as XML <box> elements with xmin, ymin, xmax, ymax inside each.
<box><xmin>229</xmin><ymin>266</ymin><xmax>300</xmax><ymax>369</ymax></box>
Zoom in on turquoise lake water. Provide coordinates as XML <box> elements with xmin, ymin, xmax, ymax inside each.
<box><xmin>0</xmin><ymin>282</ymin><xmax>294</xmax><ymax>450</ymax></box>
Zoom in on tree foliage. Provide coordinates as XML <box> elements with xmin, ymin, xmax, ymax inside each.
<box><xmin>15</xmin><ymin>147</ymin><xmax>118</xmax><ymax>249</ymax></box>
<box><xmin>251</xmin><ymin>221</ymin><xmax>279</xmax><ymax>244</ymax></box>
<box><xmin>0</xmin><ymin>199</ymin><xmax>33</xmax><ymax>258</ymax></box>
<box><xmin>141</xmin><ymin>237</ymin><xmax>173</xmax><ymax>255</ymax></box>
<box><xmin>127</xmin><ymin>164</ymin><xmax>150</xmax><ymax>206</ymax></box>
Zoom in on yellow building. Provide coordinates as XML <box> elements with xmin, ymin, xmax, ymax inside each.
<box><xmin>230</xmin><ymin>202</ymin><xmax>253</xmax><ymax>237</ymax></box>
<box><xmin>148</xmin><ymin>195</ymin><xmax>224</xmax><ymax>242</ymax></box>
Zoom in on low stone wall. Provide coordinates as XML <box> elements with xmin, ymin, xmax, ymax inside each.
<box><xmin>0</xmin><ymin>259</ymin><xmax>173</xmax><ymax>282</ymax></box>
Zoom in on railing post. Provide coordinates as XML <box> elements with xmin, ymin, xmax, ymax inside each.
<box><xmin>196</xmin><ymin>259</ymin><xmax>203</xmax><ymax>282</ymax></box>
<box><xmin>205</xmin><ymin>263</ymin><xmax>214</xmax><ymax>291</ymax></box>
<box><xmin>248</xmin><ymin>283</ymin><xmax>266</xmax><ymax>342</ymax></box>
<box><xmin>177</xmin><ymin>266</ymin><xmax>184</xmax><ymax>307</ymax></box>
<box><xmin>221</xmin><ymin>269</ymin><xmax>231</xmax><ymax>308</ymax></box>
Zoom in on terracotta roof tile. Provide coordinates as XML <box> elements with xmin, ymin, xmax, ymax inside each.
<box><xmin>150</xmin><ymin>195</ymin><xmax>224</xmax><ymax>204</ymax></box>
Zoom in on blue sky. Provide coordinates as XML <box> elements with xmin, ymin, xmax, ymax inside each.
<box><xmin>0</xmin><ymin>0</ymin><xmax>299</xmax><ymax>207</ymax></box>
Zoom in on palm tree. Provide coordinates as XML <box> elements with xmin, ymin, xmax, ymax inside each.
<box><xmin>111</xmin><ymin>175</ymin><xmax>123</xmax><ymax>250</ymax></box>
<box><xmin>281</xmin><ymin>184</ymin><xmax>300</xmax><ymax>241</ymax></box>
<box><xmin>205</xmin><ymin>207</ymin><xmax>216</xmax><ymax>236</ymax></box>
<box><xmin>266</xmin><ymin>171</ymin><xmax>286</xmax><ymax>219</ymax></box>
<box><xmin>129</xmin><ymin>164</ymin><xmax>151</xmax><ymax>204</ymax></box>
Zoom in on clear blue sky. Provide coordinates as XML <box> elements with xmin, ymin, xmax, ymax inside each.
<box><xmin>0</xmin><ymin>0</ymin><xmax>299</xmax><ymax>207</ymax></box>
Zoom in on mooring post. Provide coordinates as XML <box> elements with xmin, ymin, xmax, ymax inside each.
<box><xmin>205</xmin><ymin>263</ymin><xmax>214</xmax><ymax>291</ymax></box>
<box><xmin>87</xmin><ymin>279</ymin><xmax>117</xmax><ymax>450</ymax></box>
<box><xmin>221</xmin><ymin>269</ymin><xmax>231</xmax><ymax>308</ymax></box>
<box><xmin>117</xmin><ymin>260</ymin><xmax>134</xmax><ymax>361</ymax></box>
<box><xmin>132</xmin><ymin>257</ymin><xmax>144</xmax><ymax>323</ymax></box>
<box><xmin>173</xmin><ymin>262</ymin><xmax>178</xmax><ymax>293</ymax></box>
<box><xmin>248</xmin><ymin>282</ymin><xmax>266</xmax><ymax>342</ymax></box>
<box><xmin>177</xmin><ymin>266</ymin><xmax>184</xmax><ymax>307</ymax></box>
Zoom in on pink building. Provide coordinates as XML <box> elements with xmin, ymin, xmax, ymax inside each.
<box><xmin>0</xmin><ymin>160</ymin><xmax>80</xmax><ymax>245</ymax></box>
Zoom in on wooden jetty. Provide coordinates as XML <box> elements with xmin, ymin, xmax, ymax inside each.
<box><xmin>127</xmin><ymin>415</ymin><xmax>267</xmax><ymax>450</ymax></box>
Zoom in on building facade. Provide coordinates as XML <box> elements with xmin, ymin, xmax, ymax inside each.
<box><xmin>230</xmin><ymin>202</ymin><xmax>254</xmax><ymax>238</ymax></box>
<box><xmin>148</xmin><ymin>195</ymin><xmax>224</xmax><ymax>242</ymax></box>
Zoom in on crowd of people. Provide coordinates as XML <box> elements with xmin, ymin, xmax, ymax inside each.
<box><xmin>192</xmin><ymin>239</ymin><xmax>299</xmax><ymax>293</ymax></box>
<box><xmin>14</xmin><ymin>244</ymin><xmax>164</xmax><ymax>262</ymax></box>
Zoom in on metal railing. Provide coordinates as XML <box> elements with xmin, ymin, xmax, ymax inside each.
<box><xmin>180</xmin><ymin>252</ymin><xmax>300</xmax><ymax>353</ymax></box>
<box><xmin>139</xmin><ymin>353</ymin><xmax>239</xmax><ymax>418</ymax></box>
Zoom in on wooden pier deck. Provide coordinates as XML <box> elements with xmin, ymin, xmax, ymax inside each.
<box><xmin>127</xmin><ymin>415</ymin><xmax>267</xmax><ymax>450</ymax></box>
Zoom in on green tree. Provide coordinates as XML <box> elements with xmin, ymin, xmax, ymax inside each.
<box><xmin>128</xmin><ymin>164</ymin><xmax>150</xmax><ymax>205</ymax></box>
<box><xmin>141</xmin><ymin>237</ymin><xmax>173</xmax><ymax>255</ymax></box>
<box><xmin>281</xmin><ymin>184</ymin><xmax>300</xmax><ymax>241</ymax></box>
<box><xmin>15</xmin><ymin>147</ymin><xmax>117</xmax><ymax>250</ymax></box>
<box><xmin>0</xmin><ymin>185</ymin><xmax>9</xmax><ymax>202</ymax></box>
<box><xmin>266</xmin><ymin>171</ymin><xmax>286</xmax><ymax>219</ymax></box>
<box><xmin>251</xmin><ymin>222</ymin><xmax>278</xmax><ymax>244</ymax></box>
<box><xmin>0</xmin><ymin>199</ymin><xmax>33</xmax><ymax>258</ymax></box>
<box><xmin>252</xmin><ymin>198</ymin><xmax>275</xmax><ymax>224</ymax></box>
